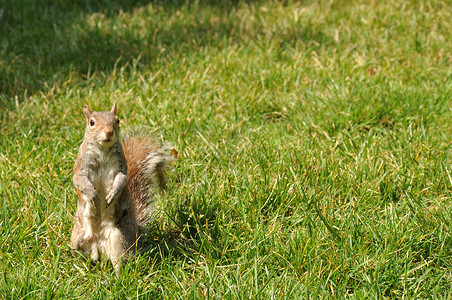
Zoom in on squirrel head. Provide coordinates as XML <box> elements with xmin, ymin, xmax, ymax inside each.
<box><xmin>83</xmin><ymin>103</ymin><xmax>121</xmax><ymax>147</ymax></box>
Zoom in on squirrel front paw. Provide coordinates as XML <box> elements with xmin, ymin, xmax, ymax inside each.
<box><xmin>105</xmin><ymin>189</ymin><xmax>119</xmax><ymax>206</ymax></box>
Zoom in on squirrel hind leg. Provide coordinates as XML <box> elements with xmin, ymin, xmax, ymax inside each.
<box><xmin>70</xmin><ymin>226</ymin><xmax>100</xmax><ymax>262</ymax></box>
<box><xmin>101</xmin><ymin>225</ymin><xmax>130</xmax><ymax>275</ymax></box>
<box><xmin>70</xmin><ymin>219</ymin><xmax>88</xmax><ymax>255</ymax></box>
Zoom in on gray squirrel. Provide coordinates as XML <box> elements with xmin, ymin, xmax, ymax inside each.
<box><xmin>70</xmin><ymin>103</ymin><xmax>174</xmax><ymax>274</ymax></box>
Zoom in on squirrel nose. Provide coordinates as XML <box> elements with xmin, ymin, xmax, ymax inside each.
<box><xmin>105</xmin><ymin>130</ymin><xmax>114</xmax><ymax>138</ymax></box>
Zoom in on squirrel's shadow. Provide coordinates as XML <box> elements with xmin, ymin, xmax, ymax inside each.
<box><xmin>137</xmin><ymin>195</ymin><xmax>221</xmax><ymax>268</ymax></box>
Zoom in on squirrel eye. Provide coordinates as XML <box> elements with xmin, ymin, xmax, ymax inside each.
<box><xmin>90</xmin><ymin>119</ymin><xmax>95</xmax><ymax>126</ymax></box>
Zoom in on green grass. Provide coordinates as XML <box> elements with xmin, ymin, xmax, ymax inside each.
<box><xmin>1</xmin><ymin>0</ymin><xmax>451</xmax><ymax>298</ymax></box>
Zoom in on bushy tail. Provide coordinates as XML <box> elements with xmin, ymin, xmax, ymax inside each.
<box><xmin>121</xmin><ymin>128</ymin><xmax>174</xmax><ymax>229</ymax></box>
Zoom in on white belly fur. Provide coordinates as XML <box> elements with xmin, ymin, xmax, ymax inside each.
<box><xmin>84</xmin><ymin>146</ymin><xmax>122</xmax><ymax>259</ymax></box>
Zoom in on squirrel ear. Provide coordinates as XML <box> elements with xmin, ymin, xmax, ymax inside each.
<box><xmin>83</xmin><ymin>105</ymin><xmax>92</xmax><ymax>119</ymax></box>
<box><xmin>111</xmin><ymin>103</ymin><xmax>117</xmax><ymax>114</ymax></box>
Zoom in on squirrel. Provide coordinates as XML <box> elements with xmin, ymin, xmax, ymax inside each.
<box><xmin>70</xmin><ymin>103</ymin><xmax>174</xmax><ymax>275</ymax></box>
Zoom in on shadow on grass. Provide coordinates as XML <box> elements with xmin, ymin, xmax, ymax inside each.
<box><xmin>0</xmin><ymin>0</ymin><xmax>236</xmax><ymax>98</ymax></box>
<box><xmin>0</xmin><ymin>0</ymin><xmax>330</xmax><ymax>100</ymax></box>
<box><xmin>139</xmin><ymin>194</ymin><xmax>222</xmax><ymax>264</ymax></box>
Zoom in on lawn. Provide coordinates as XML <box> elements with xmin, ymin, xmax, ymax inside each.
<box><xmin>1</xmin><ymin>0</ymin><xmax>451</xmax><ymax>298</ymax></box>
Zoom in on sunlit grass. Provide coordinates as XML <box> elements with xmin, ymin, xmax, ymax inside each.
<box><xmin>1</xmin><ymin>0</ymin><xmax>451</xmax><ymax>298</ymax></box>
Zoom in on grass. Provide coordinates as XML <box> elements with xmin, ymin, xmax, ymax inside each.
<box><xmin>1</xmin><ymin>0</ymin><xmax>451</xmax><ymax>298</ymax></box>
